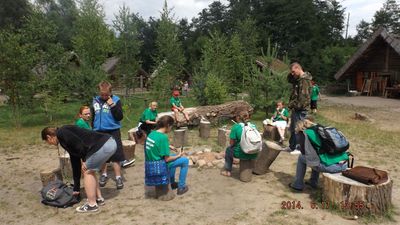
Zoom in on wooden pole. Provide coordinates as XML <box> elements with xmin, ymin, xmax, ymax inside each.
<box><xmin>173</xmin><ymin>129</ymin><xmax>186</xmax><ymax>148</ymax></box>
<box><xmin>199</xmin><ymin>120</ymin><xmax>211</xmax><ymax>139</ymax></box>
<box><xmin>217</xmin><ymin>128</ymin><xmax>228</xmax><ymax>147</ymax></box>
<box><xmin>253</xmin><ymin>141</ymin><xmax>283</xmax><ymax>175</ymax></box>
<box><xmin>59</xmin><ymin>155</ymin><xmax>73</xmax><ymax>179</ymax></box>
<box><xmin>322</xmin><ymin>173</ymin><xmax>393</xmax><ymax>216</ymax></box>
<box><xmin>40</xmin><ymin>168</ymin><xmax>63</xmax><ymax>187</ymax></box>
<box><xmin>239</xmin><ymin>159</ymin><xmax>255</xmax><ymax>182</ymax></box>
<box><xmin>122</xmin><ymin>140</ymin><xmax>136</xmax><ymax>161</ymax></box>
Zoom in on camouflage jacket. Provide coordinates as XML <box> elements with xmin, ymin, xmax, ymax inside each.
<box><xmin>288</xmin><ymin>72</ymin><xmax>312</xmax><ymax>111</ymax></box>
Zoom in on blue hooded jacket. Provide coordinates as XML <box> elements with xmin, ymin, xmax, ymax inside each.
<box><xmin>92</xmin><ymin>95</ymin><xmax>123</xmax><ymax>131</ymax></box>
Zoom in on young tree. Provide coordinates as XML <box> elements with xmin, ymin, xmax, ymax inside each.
<box><xmin>113</xmin><ymin>4</ymin><xmax>142</xmax><ymax>95</ymax></box>
<box><xmin>72</xmin><ymin>0</ymin><xmax>114</xmax><ymax>68</ymax></box>
<box><xmin>152</xmin><ymin>0</ymin><xmax>185</xmax><ymax>98</ymax></box>
<box><xmin>372</xmin><ymin>0</ymin><xmax>400</xmax><ymax>34</ymax></box>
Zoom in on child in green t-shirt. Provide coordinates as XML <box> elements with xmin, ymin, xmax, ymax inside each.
<box><xmin>310</xmin><ymin>81</ymin><xmax>321</xmax><ymax>113</ymax></box>
<box><xmin>271</xmin><ymin>101</ymin><xmax>289</xmax><ymax>144</ymax></box>
<box><xmin>75</xmin><ymin>106</ymin><xmax>91</xmax><ymax>130</ymax></box>
<box><xmin>170</xmin><ymin>90</ymin><xmax>190</xmax><ymax>123</ymax></box>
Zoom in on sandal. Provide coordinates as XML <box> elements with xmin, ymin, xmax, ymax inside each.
<box><xmin>220</xmin><ymin>170</ymin><xmax>231</xmax><ymax>177</ymax></box>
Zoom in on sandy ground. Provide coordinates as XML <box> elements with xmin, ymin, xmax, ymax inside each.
<box><xmin>0</xmin><ymin>96</ymin><xmax>399</xmax><ymax>225</ymax></box>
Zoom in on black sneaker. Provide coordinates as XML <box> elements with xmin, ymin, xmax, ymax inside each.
<box><xmin>121</xmin><ymin>158</ymin><xmax>136</xmax><ymax>168</ymax></box>
<box><xmin>177</xmin><ymin>186</ymin><xmax>189</xmax><ymax>195</ymax></box>
<box><xmin>76</xmin><ymin>203</ymin><xmax>99</xmax><ymax>213</ymax></box>
<box><xmin>99</xmin><ymin>175</ymin><xmax>108</xmax><ymax>187</ymax></box>
<box><xmin>171</xmin><ymin>182</ymin><xmax>178</xmax><ymax>190</ymax></box>
<box><xmin>305</xmin><ymin>181</ymin><xmax>318</xmax><ymax>189</ymax></box>
<box><xmin>96</xmin><ymin>197</ymin><xmax>105</xmax><ymax>206</ymax></box>
<box><xmin>288</xmin><ymin>183</ymin><xmax>303</xmax><ymax>192</ymax></box>
<box><xmin>116</xmin><ymin>177</ymin><xmax>124</xmax><ymax>189</ymax></box>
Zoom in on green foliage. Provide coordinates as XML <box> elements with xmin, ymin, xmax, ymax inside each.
<box><xmin>249</xmin><ymin>40</ymin><xmax>291</xmax><ymax>115</ymax></box>
<box><xmin>204</xmin><ymin>73</ymin><xmax>228</xmax><ymax>105</ymax></box>
<box><xmin>72</xmin><ymin>0</ymin><xmax>114</xmax><ymax>68</ymax></box>
<box><xmin>372</xmin><ymin>0</ymin><xmax>400</xmax><ymax>34</ymax></box>
<box><xmin>0</xmin><ymin>0</ymin><xmax>31</xmax><ymax>29</ymax></box>
<box><xmin>152</xmin><ymin>0</ymin><xmax>185</xmax><ymax>98</ymax></box>
<box><xmin>113</xmin><ymin>4</ymin><xmax>143</xmax><ymax>94</ymax></box>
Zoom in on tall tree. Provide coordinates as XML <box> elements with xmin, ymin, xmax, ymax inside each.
<box><xmin>0</xmin><ymin>0</ymin><xmax>31</xmax><ymax>29</ymax></box>
<box><xmin>113</xmin><ymin>4</ymin><xmax>142</xmax><ymax>94</ymax></box>
<box><xmin>152</xmin><ymin>0</ymin><xmax>185</xmax><ymax>97</ymax></box>
<box><xmin>72</xmin><ymin>0</ymin><xmax>114</xmax><ymax>68</ymax></box>
<box><xmin>371</xmin><ymin>0</ymin><xmax>400</xmax><ymax>34</ymax></box>
<box><xmin>354</xmin><ymin>19</ymin><xmax>372</xmax><ymax>43</ymax></box>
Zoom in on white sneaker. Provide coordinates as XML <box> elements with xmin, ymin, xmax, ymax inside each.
<box><xmin>290</xmin><ymin>150</ymin><xmax>301</xmax><ymax>155</ymax></box>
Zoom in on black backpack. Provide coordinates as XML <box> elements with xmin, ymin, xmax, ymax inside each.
<box><xmin>313</xmin><ymin>124</ymin><xmax>350</xmax><ymax>155</ymax></box>
<box><xmin>41</xmin><ymin>180</ymin><xmax>79</xmax><ymax>208</ymax></box>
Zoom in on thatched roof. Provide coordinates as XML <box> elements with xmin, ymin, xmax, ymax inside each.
<box><xmin>335</xmin><ymin>27</ymin><xmax>400</xmax><ymax>80</ymax></box>
<box><xmin>255</xmin><ymin>58</ymin><xmax>289</xmax><ymax>74</ymax></box>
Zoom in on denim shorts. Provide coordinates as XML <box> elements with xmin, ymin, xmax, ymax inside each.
<box><xmin>86</xmin><ymin>137</ymin><xmax>117</xmax><ymax>172</ymax></box>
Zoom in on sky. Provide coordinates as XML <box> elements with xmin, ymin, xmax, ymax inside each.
<box><xmin>98</xmin><ymin>0</ymin><xmax>387</xmax><ymax>37</ymax></box>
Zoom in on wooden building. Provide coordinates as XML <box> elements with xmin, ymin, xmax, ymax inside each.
<box><xmin>335</xmin><ymin>27</ymin><xmax>400</xmax><ymax>97</ymax></box>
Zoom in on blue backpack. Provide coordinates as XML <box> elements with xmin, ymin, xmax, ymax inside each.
<box><xmin>313</xmin><ymin>124</ymin><xmax>350</xmax><ymax>155</ymax></box>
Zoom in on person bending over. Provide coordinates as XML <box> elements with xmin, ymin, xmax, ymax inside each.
<box><xmin>42</xmin><ymin>125</ymin><xmax>116</xmax><ymax>213</ymax></box>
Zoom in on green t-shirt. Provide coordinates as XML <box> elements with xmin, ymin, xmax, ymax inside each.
<box><xmin>75</xmin><ymin>118</ymin><xmax>91</xmax><ymax>130</ymax></box>
<box><xmin>145</xmin><ymin>131</ymin><xmax>170</xmax><ymax>162</ymax></box>
<box><xmin>311</xmin><ymin>85</ymin><xmax>320</xmax><ymax>101</ymax></box>
<box><xmin>170</xmin><ymin>97</ymin><xmax>181</xmax><ymax>108</ymax></box>
<box><xmin>304</xmin><ymin>127</ymin><xmax>348</xmax><ymax>166</ymax></box>
<box><xmin>273</xmin><ymin>108</ymin><xmax>289</xmax><ymax>121</ymax></box>
<box><xmin>140</xmin><ymin>108</ymin><xmax>158</xmax><ymax>122</ymax></box>
<box><xmin>230</xmin><ymin>123</ymin><xmax>258</xmax><ymax>160</ymax></box>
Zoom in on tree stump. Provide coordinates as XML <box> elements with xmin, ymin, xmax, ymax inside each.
<box><xmin>174</xmin><ymin>129</ymin><xmax>187</xmax><ymax>148</ymax></box>
<box><xmin>217</xmin><ymin>128</ymin><xmax>229</xmax><ymax>147</ymax></box>
<box><xmin>263</xmin><ymin>125</ymin><xmax>280</xmax><ymax>141</ymax></box>
<box><xmin>155</xmin><ymin>185</ymin><xmax>176</xmax><ymax>201</ymax></box>
<box><xmin>40</xmin><ymin>168</ymin><xmax>63</xmax><ymax>187</ymax></box>
<box><xmin>253</xmin><ymin>141</ymin><xmax>284</xmax><ymax>175</ymax></box>
<box><xmin>59</xmin><ymin>155</ymin><xmax>73</xmax><ymax>179</ymax></box>
<box><xmin>128</xmin><ymin>127</ymin><xmax>146</xmax><ymax>145</ymax></box>
<box><xmin>122</xmin><ymin>140</ymin><xmax>136</xmax><ymax>161</ymax></box>
<box><xmin>199</xmin><ymin>120</ymin><xmax>211</xmax><ymax>139</ymax></box>
<box><xmin>239</xmin><ymin>159</ymin><xmax>255</xmax><ymax>182</ymax></box>
<box><xmin>322</xmin><ymin>172</ymin><xmax>393</xmax><ymax>216</ymax></box>
<box><xmin>180</xmin><ymin>126</ymin><xmax>189</xmax><ymax>146</ymax></box>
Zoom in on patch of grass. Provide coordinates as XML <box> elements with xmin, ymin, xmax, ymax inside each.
<box><xmin>269</xmin><ymin>209</ymin><xmax>287</xmax><ymax>217</ymax></box>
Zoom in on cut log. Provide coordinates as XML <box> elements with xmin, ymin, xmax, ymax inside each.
<box><xmin>253</xmin><ymin>141</ymin><xmax>284</xmax><ymax>175</ymax></box>
<box><xmin>128</xmin><ymin>127</ymin><xmax>146</xmax><ymax>145</ymax></box>
<box><xmin>122</xmin><ymin>140</ymin><xmax>136</xmax><ymax>160</ymax></box>
<box><xmin>173</xmin><ymin>129</ymin><xmax>187</xmax><ymax>148</ymax></box>
<box><xmin>217</xmin><ymin>128</ymin><xmax>229</xmax><ymax>147</ymax></box>
<box><xmin>180</xmin><ymin>126</ymin><xmax>189</xmax><ymax>146</ymax></box>
<box><xmin>59</xmin><ymin>155</ymin><xmax>73</xmax><ymax>179</ymax></box>
<box><xmin>155</xmin><ymin>185</ymin><xmax>176</xmax><ymax>201</ymax></box>
<box><xmin>263</xmin><ymin>125</ymin><xmax>280</xmax><ymax>141</ymax></box>
<box><xmin>40</xmin><ymin>168</ymin><xmax>63</xmax><ymax>187</ymax></box>
<box><xmin>199</xmin><ymin>120</ymin><xmax>211</xmax><ymax>139</ymax></box>
<box><xmin>322</xmin><ymin>172</ymin><xmax>393</xmax><ymax>216</ymax></box>
<box><xmin>157</xmin><ymin>100</ymin><xmax>253</xmax><ymax>127</ymax></box>
<box><xmin>239</xmin><ymin>159</ymin><xmax>255</xmax><ymax>182</ymax></box>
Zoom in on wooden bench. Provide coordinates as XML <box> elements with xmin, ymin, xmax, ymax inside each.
<box><xmin>384</xmin><ymin>87</ymin><xmax>400</xmax><ymax>98</ymax></box>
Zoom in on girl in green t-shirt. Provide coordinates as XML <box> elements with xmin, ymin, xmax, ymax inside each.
<box><xmin>137</xmin><ymin>101</ymin><xmax>158</xmax><ymax>137</ymax></box>
<box><xmin>75</xmin><ymin>106</ymin><xmax>91</xmax><ymax>130</ymax></box>
<box><xmin>271</xmin><ymin>101</ymin><xmax>289</xmax><ymax>144</ymax></box>
<box><xmin>144</xmin><ymin>115</ymin><xmax>189</xmax><ymax>195</ymax></box>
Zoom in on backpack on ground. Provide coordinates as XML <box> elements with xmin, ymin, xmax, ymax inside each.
<box><xmin>239</xmin><ymin>122</ymin><xmax>262</xmax><ymax>154</ymax></box>
<box><xmin>41</xmin><ymin>180</ymin><xmax>79</xmax><ymax>208</ymax></box>
<box><xmin>313</xmin><ymin>124</ymin><xmax>349</xmax><ymax>155</ymax></box>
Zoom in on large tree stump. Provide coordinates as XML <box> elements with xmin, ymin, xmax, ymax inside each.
<box><xmin>322</xmin><ymin>172</ymin><xmax>393</xmax><ymax>216</ymax></box>
<box><xmin>263</xmin><ymin>125</ymin><xmax>280</xmax><ymax>141</ymax></box>
<box><xmin>174</xmin><ymin>129</ymin><xmax>187</xmax><ymax>148</ymax></box>
<box><xmin>199</xmin><ymin>120</ymin><xmax>211</xmax><ymax>139</ymax></box>
<box><xmin>59</xmin><ymin>155</ymin><xmax>73</xmax><ymax>179</ymax></box>
<box><xmin>122</xmin><ymin>140</ymin><xmax>136</xmax><ymax>161</ymax></box>
<box><xmin>155</xmin><ymin>185</ymin><xmax>176</xmax><ymax>201</ymax></box>
<box><xmin>157</xmin><ymin>100</ymin><xmax>253</xmax><ymax>127</ymax></box>
<box><xmin>239</xmin><ymin>159</ymin><xmax>255</xmax><ymax>182</ymax></box>
<box><xmin>253</xmin><ymin>141</ymin><xmax>284</xmax><ymax>175</ymax></box>
<box><xmin>40</xmin><ymin>168</ymin><xmax>63</xmax><ymax>187</ymax></box>
<box><xmin>128</xmin><ymin>127</ymin><xmax>146</xmax><ymax>145</ymax></box>
<box><xmin>217</xmin><ymin>128</ymin><xmax>229</xmax><ymax>147</ymax></box>
<box><xmin>180</xmin><ymin>126</ymin><xmax>189</xmax><ymax>146</ymax></box>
